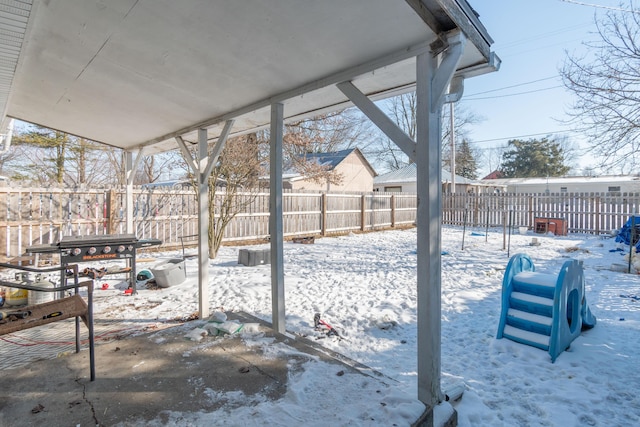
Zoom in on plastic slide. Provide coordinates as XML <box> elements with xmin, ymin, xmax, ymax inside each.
<box><xmin>496</xmin><ymin>253</ymin><xmax>596</xmax><ymax>362</ymax></box>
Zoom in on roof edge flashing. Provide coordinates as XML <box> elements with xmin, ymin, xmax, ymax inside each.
<box><xmin>456</xmin><ymin>51</ymin><xmax>501</xmax><ymax>79</ymax></box>
<box><xmin>413</xmin><ymin>0</ymin><xmax>493</xmax><ymax>61</ymax></box>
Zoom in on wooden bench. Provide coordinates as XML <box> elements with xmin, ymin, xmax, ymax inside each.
<box><xmin>0</xmin><ymin>263</ymin><xmax>95</xmax><ymax>381</ymax></box>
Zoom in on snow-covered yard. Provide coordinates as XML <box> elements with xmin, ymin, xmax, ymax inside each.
<box><xmin>89</xmin><ymin>226</ymin><xmax>640</xmax><ymax>426</ymax></box>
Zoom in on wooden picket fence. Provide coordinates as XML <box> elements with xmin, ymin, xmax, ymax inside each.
<box><xmin>442</xmin><ymin>192</ymin><xmax>640</xmax><ymax>236</ymax></box>
<box><xmin>0</xmin><ymin>188</ymin><xmax>417</xmax><ymax>257</ymax></box>
<box><xmin>1</xmin><ymin>187</ymin><xmax>638</xmax><ymax>258</ymax></box>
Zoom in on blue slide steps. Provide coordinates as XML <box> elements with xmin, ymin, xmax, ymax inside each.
<box><xmin>496</xmin><ymin>253</ymin><xmax>596</xmax><ymax>362</ymax></box>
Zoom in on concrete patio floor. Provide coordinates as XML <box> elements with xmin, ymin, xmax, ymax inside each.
<box><xmin>0</xmin><ymin>312</ymin><xmax>442</xmax><ymax>426</ymax></box>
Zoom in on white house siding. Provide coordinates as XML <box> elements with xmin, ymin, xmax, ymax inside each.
<box><xmin>373</xmin><ymin>164</ymin><xmax>488</xmax><ymax>193</ymax></box>
<box><xmin>289</xmin><ymin>151</ymin><xmax>375</xmax><ymax>193</ymax></box>
<box><xmin>373</xmin><ymin>181</ymin><xmax>417</xmax><ymax>193</ymax></box>
<box><xmin>479</xmin><ymin>176</ymin><xmax>640</xmax><ymax>194</ymax></box>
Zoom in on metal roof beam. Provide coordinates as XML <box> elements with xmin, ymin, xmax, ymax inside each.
<box><xmin>175</xmin><ymin>135</ymin><xmax>197</xmax><ymax>175</ymax></box>
<box><xmin>203</xmin><ymin>119</ymin><xmax>234</xmax><ymax>179</ymax></box>
<box><xmin>431</xmin><ymin>30</ymin><xmax>466</xmax><ymax>110</ymax></box>
<box><xmin>176</xmin><ymin>119</ymin><xmax>234</xmax><ymax>182</ymax></box>
<box><xmin>337</xmin><ymin>80</ymin><xmax>416</xmax><ymax>162</ymax></box>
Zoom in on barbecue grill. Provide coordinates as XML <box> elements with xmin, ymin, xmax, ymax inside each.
<box><xmin>27</xmin><ymin>234</ymin><xmax>162</xmax><ymax>294</ymax></box>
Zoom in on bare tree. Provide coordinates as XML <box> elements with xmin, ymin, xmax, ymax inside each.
<box><xmin>283</xmin><ymin>110</ymin><xmax>372</xmax><ymax>183</ymax></box>
<box><xmin>561</xmin><ymin>6</ymin><xmax>640</xmax><ymax>173</ymax></box>
<box><xmin>365</xmin><ymin>93</ymin><xmax>483</xmax><ymax>172</ymax></box>
<box><xmin>0</xmin><ymin>149</ymin><xmax>19</xmax><ymax>178</ymax></box>
<box><xmin>478</xmin><ymin>145</ymin><xmax>507</xmax><ymax>178</ymax></box>
<box><xmin>364</xmin><ymin>134</ymin><xmax>408</xmax><ymax>171</ymax></box>
<box><xmin>390</xmin><ymin>92</ymin><xmax>417</xmax><ymax>141</ymax></box>
<box><xmin>284</xmin><ymin>110</ymin><xmax>370</xmax><ymax>154</ymax></box>
<box><xmin>134</xmin><ymin>151</ymin><xmax>184</xmax><ymax>185</ymax></box>
<box><xmin>441</xmin><ymin>103</ymin><xmax>483</xmax><ymax>173</ymax></box>
<box><xmin>358</xmin><ymin>93</ymin><xmax>415</xmax><ymax>171</ymax></box>
<box><xmin>180</xmin><ymin>133</ymin><xmax>266</xmax><ymax>258</ymax></box>
<box><xmin>179</xmin><ymin>111</ymin><xmax>374</xmax><ymax>258</ymax></box>
<box><xmin>102</xmin><ymin>149</ymin><xmax>127</xmax><ymax>186</ymax></box>
<box><xmin>197</xmin><ymin>133</ymin><xmax>266</xmax><ymax>258</ymax></box>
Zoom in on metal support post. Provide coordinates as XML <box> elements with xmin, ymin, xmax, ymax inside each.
<box><xmin>270</xmin><ymin>103</ymin><xmax>286</xmax><ymax>333</ymax></box>
<box><xmin>197</xmin><ymin>128</ymin><xmax>210</xmax><ymax>319</ymax></box>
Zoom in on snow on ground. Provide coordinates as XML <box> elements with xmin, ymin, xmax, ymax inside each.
<box><xmin>89</xmin><ymin>226</ymin><xmax>639</xmax><ymax>426</ymax></box>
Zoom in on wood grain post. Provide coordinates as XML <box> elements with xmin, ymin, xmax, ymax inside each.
<box><xmin>321</xmin><ymin>193</ymin><xmax>327</xmax><ymax>236</ymax></box>
<box><xmin>391</xmin><ymin>194</ymin><xmax>396</xmax><ymax>228</ymax></box>
<box><xmin>106</xmin><ymin>189</ymin><xmax>118</xmax><ymax>235</ymax></box>
<box><xmin>361</xmin><ymin>194</ymin><xmax>366</xmax><ymax>232</ymax></box>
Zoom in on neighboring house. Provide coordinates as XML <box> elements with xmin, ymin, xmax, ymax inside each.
<box><xmin>482</xmin><ymin>170</ymin><xmax>503</xmax><ymax>180</ymax></box>
<box><xmin>478</xmin><ymin>175</ymin><xmax>640</xmax><ymax>193</ymax></box>
<box><xmin>264</xmin><ymin>148</ymin><xmax>377</xmax><ymax>192</ymax></box>
<box><xmin>373</xmin><ymin>163</ymin><xmax>499</xmax><ymax>193</ymax></box>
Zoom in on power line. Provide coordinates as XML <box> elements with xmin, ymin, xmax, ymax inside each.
<box><xmin>464</xmin><ymin>85</ymin><xmax>564</xmax><ymax>101</ymax></box>
<box><xmin>498</xmin><ymin>22</ymin><xmax>593</xmax><ymax>50</ymax></box>
<box><xmin>465</xmin><ymin>76</ymin><xmax>559</xmax><ymax>97</ymax></box>
<box><xmin>472</xmin><ymin>129</ymin><xmax>587</xmax><ymax>145</ymax></box>
<box><xmin>558</xmin><ymin>0</ymin><xmax>640</xmax><ymax>14</ymax></box>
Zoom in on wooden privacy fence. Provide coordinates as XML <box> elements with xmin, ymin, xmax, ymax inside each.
<box><xmin>1</xmin><ymin>188</ymin><xmax>639</xmax><ymax>258</ymax></box>
<box><xmin>0</xmin><ymin>188</ymin><xmax>416</xmax><ymax>257</ymax></box>
<box><xmin>442</xmin><ymin>192</ymin><xmax>640</xmax><ymax>235</ymax></box>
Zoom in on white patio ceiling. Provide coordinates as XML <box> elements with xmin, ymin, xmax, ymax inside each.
<box><xmin>0</xmin><ymin>0</ymin><xmax>497</xmax><ymax>154</ymax></box>
<box><xmin>0</xmin><ymin>0</ymin><xmax>500</xmax><ymax>411</ymax></box>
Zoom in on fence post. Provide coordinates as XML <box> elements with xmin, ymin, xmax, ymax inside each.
<box><xmin>503</xmin><ymin>210</ymin><xmax>507</xmax><ymax>250</ymax></box>
<box><xmin>473</xmin><ymin>193</ymin><xmax>479</xmax><ymax>227</ymax></box>
<box><xmin>321</xmin><ymin>193</ymin><xmax>327</xmax><ymax>236</ymax></box>
<box><xmin>528</xmin><ymin>195</ymin><xmax>533</xmax><ymax>229</ymax></box>
<box><xmin>391</xmin><ymin>194</ymin><xmax>396</xmax><ymax>228</ymax></box>
<box><xmin>106</xmin><ymin>189</ymin><xmax>118</xmax><ymax>235</ymax></box>
<box><xmin>595</xmin><ymin>195</ymin><xmax>600</xmax><ymax>235</ymax></box>
<box><xmin>360</xmin><ymin>194</ymin><xmax>366</xmax><ymax>232</ymax></box>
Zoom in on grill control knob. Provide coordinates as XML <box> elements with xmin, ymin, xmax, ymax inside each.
<box><xmin>88</xmin><ymin>247</ymin><xmax>97</xmax><ymax>255</ymax></box>
<box><xmin>103</xmin><ymin>246</ymin><xmax>111</xmax><ymax>254</ymax></box>
<box><xmin>116</xmin><ymin>245</ymin><xmax>125</xmax><ymax>253</ymax></box>
<box><xmin>72</xmin><ymin>248</ymin><xmax>82</xmax><ymax>256</ymax></box>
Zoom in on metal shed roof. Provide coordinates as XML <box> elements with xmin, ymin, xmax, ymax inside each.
<box><xmin>480</xmin><ymin>175</ymin><xmax>640</xmax><ymax>186</ymax></box>
<box><xmin>374</xmin><ymin>163</ymin><xmax>475</xmax><ymax>185</ymax></box>
<box><xmin>0</xmin><ymin>0</ymin><xmax>497</xmax><ymax>154</ymax></box>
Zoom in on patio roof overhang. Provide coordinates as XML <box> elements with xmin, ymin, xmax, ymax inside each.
<box><xmin>0</xmin><ymin>0</ymin><xmax>499</xmax><ymax>414</ymax></box>
<box><xmin>0</xmin><ymin>0</ymin><xmax>497</xmax><ymax>153</ymax></box>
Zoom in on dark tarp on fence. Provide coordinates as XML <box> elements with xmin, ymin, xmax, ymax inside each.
<box><xmin>615</xmin><ymin>215</ymin><xmax>640</xmax><ymax>249</ymax></box>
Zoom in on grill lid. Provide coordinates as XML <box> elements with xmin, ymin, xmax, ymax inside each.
<box><xmin>59</xmin><ymin>234</ymin><xmax>138</xmax><ymax>248</ymax></box>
